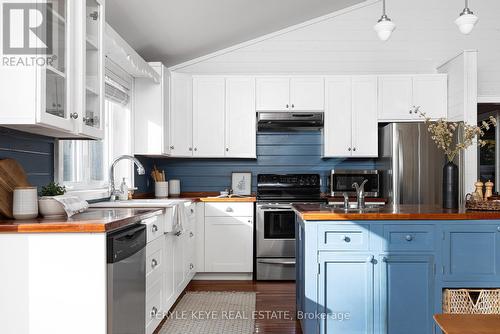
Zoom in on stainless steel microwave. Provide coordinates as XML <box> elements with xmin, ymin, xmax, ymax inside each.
<box><xmin>330</xmin><ymin>170</ymin><xmax>380</xmax><ymax>197</ymax></box>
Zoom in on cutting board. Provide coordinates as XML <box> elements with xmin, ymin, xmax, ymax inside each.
<box><xmin>0</xmin><ymin>159</ymin><xmax>31</xmax><ymax>218</ymax></box>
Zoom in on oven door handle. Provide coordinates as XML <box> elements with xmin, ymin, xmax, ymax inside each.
<box><xmin>257</xmin><ymin>259</ymin><xmax>296</xmax><ymax>265</ymax></box>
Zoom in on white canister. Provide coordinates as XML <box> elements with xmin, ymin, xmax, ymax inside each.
<box><xmin>13</xmin><ymin>187</ymin><xmax>39</xmax><ymax>220</ymax></box>
<box><xmin>169</xmin><ymin>179</ymin><xmax>181</xmax><ymax>198</ymax></box>
<box><xmin>155</xmin><ymin>181</ymin><xmax>169</xmax><ymax>198</ymax></box>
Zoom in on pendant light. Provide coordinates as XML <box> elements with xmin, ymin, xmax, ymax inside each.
<box><xmin>374</xmin><ymin>0</ymin><xmax>396</xmax><ymax>41</ymax></box>
<box><xmin>455</xmin><ymin>0</ymin><xmax>478</xmax><ymax>35</ymax></box>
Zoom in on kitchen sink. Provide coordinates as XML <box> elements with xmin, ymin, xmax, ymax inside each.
<box><xmin>325</xmin><ymin>203</ymin><xmax>384</xmax><ymax>213</ymax></box>
<box><xmin>90</xmin><ymin>198</ymin><xmax>191</xmax><ymax>208</ymax></box>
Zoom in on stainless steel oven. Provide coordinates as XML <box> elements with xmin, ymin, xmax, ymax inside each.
<box><xmin>256</xmin><ymin>203</ymin><xmax>296</xmax><ymax>280</ymax></box>
<box><xmin>330</xmin><ymin>169</ymin><xmax>380</xmax><ymax>197</ymax></box>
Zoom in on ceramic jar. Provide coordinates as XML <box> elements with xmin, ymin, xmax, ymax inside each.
<box><xmin>13</xmin><ymin>187</ymin><xmax>38</xmax><ymax>220</ymax></box>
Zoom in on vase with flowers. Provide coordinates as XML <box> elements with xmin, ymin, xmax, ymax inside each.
<box><xmin>420</xmin><ymin>112</ymin><xmax>497</xmax><ymax>209</ymax></box>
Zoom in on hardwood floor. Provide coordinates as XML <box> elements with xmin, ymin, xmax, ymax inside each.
<box><xmin>186</xmin><ymin>280</ymin><xmax>303</xmax><ymax>334</ymax></box>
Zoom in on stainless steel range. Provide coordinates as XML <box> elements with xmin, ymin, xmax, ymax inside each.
<box><xmin>256</xmin><ymin>174</ymin><xmax>325</xmax><ymax>280</ymax></box>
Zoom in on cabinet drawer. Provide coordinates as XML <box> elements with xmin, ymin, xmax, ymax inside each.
<box><xmin>145</xmin><ymin>277</ymin><xmax>163</xmax><ymax>334</ymax></box>
<box><xmin>318</xmin><ymin>224</ymin><xmax>370</xmax><ymax>251</ymax></box>
<box><xmin>205</xmin><ymin>202</ymin><xmax>253</xmax><ymax>217</ymax></box>
<box><xmin>143</xmin><ymin>214</ymin><xmax>164</xmax><ymax>243</ymax></box>
<box><xmin>146</xmin><ymin>237</ymin><xmax>164</xmax><ymax>287</ymax></box>
<box><xmin>383</xmin><ymin>225</ymin><xmax>434</xmax><ymax>251</ymax></box>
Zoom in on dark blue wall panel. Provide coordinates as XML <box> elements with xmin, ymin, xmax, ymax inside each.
<box><xmin>0</xmin><ymin>127</ymin><xmax>54</xmax><ymax>188</ymax></box>
<box><xmin>143</xmin><ymin>131</ymin><xmax>379</xmax><ymax>193</ymax></box>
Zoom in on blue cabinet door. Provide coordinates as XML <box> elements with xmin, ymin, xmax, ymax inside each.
<box><xmin>379</xmin><ymin>254</ymin><xmax>434</xmax><ymax>334</ymax></box>
<box><xmin>318</xmin><ymin>252</ymin><xmax>375</xmax><ymax>334</ymax></box>
<box><xmin>443</xmin><ymin>224</ymin><xmax>500</xmax><ymax>282</ymax></box>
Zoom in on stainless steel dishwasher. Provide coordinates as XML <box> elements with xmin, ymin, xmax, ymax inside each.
<box><xmin>107</xmin><ymin>223</ymin><xmax>146</xmax><ymax>334</ymax></box>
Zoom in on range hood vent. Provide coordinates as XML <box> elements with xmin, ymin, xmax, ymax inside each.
<box><xmin>257</xmin><ymin>112</ymin><xmax>324</xmax><ymax>131</ymax></box>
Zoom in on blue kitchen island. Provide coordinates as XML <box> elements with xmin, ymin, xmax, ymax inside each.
<box><xmin>293</xmin><ymin>204</ymin><xmax>500</xmax><ymax>334</ymax></box>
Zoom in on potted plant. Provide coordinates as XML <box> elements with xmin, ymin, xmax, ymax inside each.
<box><xmin>420</xmin><ymin>112</ymin><xmax>497</xmax><ymax>208</ymax></box>
<box><xmin>38</xmin><ymin>182</ymin><xmax>67</xmax><ymax>217</ymax></box>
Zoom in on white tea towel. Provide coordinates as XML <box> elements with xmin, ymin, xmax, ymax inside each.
<box><xmin>172</xmin><ymin>202</ymin><xmax>189</xmax><ymax>233</ymax></box>
<box><xmin>53</xmin><ymin>196</ymin><xmax>89</xmax><ymax>217</ymax></box>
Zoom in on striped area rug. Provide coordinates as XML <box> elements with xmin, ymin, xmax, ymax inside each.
<box><xmin>159</xmin><ymin>291</ymin><xmax>256</xmax><ymax>334</ymax></box>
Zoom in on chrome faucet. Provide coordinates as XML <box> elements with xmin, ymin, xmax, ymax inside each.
<box><xmin>342</xmin><ymin>192</ymin><xmax>350</xmax><ymax>210</ymax></box>
<box><xmin>352</xmin><ymin>179</ymin><xmax>368</xmax><ymax>209</ymax></box>
<box><xmin>109</xmin><ymin>155</ymin><xmax>145</xmax><ymax>201</ymax></box>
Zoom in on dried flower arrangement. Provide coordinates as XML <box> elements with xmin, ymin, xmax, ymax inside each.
<box><xmin>419</xmin><ymin>113</ymin><xmax>497</xmax><ymax>162</ymax></box>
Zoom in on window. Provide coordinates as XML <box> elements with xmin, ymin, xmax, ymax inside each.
<box><xmin>57</xmin><ymin>62</ymin><xmax>133</xmax><ymax>200</ymax></box>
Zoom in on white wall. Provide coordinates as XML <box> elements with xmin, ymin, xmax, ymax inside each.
<box><xmin>172</xmin><ymin>0</ymin><xmax>500</xmax><ymax>98</ymax></box>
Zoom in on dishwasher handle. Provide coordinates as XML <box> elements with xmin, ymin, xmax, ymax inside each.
<box><xmin>107</xmin><ymin>224</ymin><xmax>146</xmax><ymax>263</ymax></box>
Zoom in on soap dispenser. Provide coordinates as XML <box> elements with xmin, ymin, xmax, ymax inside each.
<box><xmin>119</xmin><ymin>178</ymin><xmax>129</xmax><ymax>201</ymax></box>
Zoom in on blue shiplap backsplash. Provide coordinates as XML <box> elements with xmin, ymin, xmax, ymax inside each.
<box><xmin>144</xmin><ymin>131</ymin><xmax>379</xmax><ymax>193</ymax></box>
<box><xmin>0</xmin><ymin>127</ymin><xmax>54</xmax><ymax>188</ymax></box>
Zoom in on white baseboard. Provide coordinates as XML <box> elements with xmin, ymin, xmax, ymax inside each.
<box><xmin>193</xmin><ymin>272</ymin><xmax>253</xmax><ymax>280</ymax></box>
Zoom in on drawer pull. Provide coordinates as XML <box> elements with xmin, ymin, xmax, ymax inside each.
<box><xmin>341</xmin><ymin>235</ymin><xmax>351</xmax><ymax>243</ymax></box>
<box><xmin>382</xmin><ymin>257</ymin><xmax>388</xmax><ymax>263</ymax></box>
<box><xmin>151</xmin><ymin>306</ymin><xmax>158</xmax><ymax>317</ymax></box>
<box><xmin>190</xmin><ymin>231</ymin><xmax>194</xmax><ymax>237</ymax></box>
<box><xmin>151</xmin><ymin>259</ymin><xmax>158</xmax><ymax>268</ymax></box>
<box><xmin>175</xmin><ymin>231</ymin><xmax>182</xmax><ymax>237</ymax></box>
<box><xmin>190</xmin><ymin>208</ymin><xmax>194</xmax><ymax>214</ymax></box>
<box><xmin>152</xmin><ymin>224</ymin><xmax>158</xmax><ymax>233</ymax></box>
<box><xmin>497</xmin><ymin>226</ymin><xmax>500</xmax><ymax>232</ymax></box>
<box><xmin>189</xmin><ymin>263</ymin><xmax>194</xmax><ymax>270</ymax></box>
<box><xmin>226</xmin><ymin>207</ymin><xmax>234</xmax><ymax>212</ymax></box>
<box><xmin>367</xmin><ymin>255</ymin><xmax>375</xmax><ymax>263</ymax></box>
<box><xmin>405</xmin><ymin>234</ymin><xmax>413</xmax><ymax>241</ymax></box>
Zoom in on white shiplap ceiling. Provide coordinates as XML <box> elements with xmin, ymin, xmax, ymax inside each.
<box><xmin>105</xmin><ymin>0</ymin><xmax>365</xmax><ymax>66</ymax></box>
<box><xmin>169</xmin><ymin>0</ymin><xmax>500</xmax><ymax>97</ymax></box>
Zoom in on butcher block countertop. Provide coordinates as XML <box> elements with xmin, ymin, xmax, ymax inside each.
<box><xmin>134</xmin><ymin>192</ymin><xmax>256</xmax><ymax>202</ymax></box>
<box><xmin>293</xmin><ymin>204</ymin><xmax>500</xmax><ymax>221</ymax></box>
<box><xmin>0</xmin><ymin>208</ymin><xmax>164</xmax><ymax>233</ymax></box>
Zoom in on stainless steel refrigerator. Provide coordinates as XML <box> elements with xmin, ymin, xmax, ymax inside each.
<box><xmin>378</xmin><ymin>123</ymin><xmax>445</xmax><ymax>205</ymax></box>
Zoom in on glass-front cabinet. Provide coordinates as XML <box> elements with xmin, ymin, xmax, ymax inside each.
<box><xmin>81</xmin><ymin>0</ymin><xmax>104</xmax><ymax>138</ymax></box>
<box><xmin>0</xmin><ymin>0</ymin><xmax>104</xmax><ymax>139</ymax></box>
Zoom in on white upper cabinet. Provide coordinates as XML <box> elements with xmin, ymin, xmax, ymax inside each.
<box><xmin>351</xmin><ymin>77</ymin><xmax>378</xmax><ymax>157</ymax></box>
<box><xmin>134</xmin><ymin>63</ymin><xmax>170</xmax><ymax>156</ymax></box>
<box><xmin>378</xmin><ymin>74</ymin><xmax>447</xmax><ymax>121</ymax></box>
<box><xmin>412</xmin><ymin>75</ymin><xmax>448</xmax><ymax>120</ymax></box>
<box><xmin>170</xmin><ymin>73</ymin><xmax>194</xmax><ymax>157</ymax></box>
<box><xmin>290</xmin><ymin>77</ymin><xmax>325</xmax><ymax>110</ymax></box>
<box><xmin>256</xmin><ymin>78</ymin><xmax>290</xmax><ymax>111</ymax></box>
<box><xmin>324</xmin><ymin>76</ymin><xmax>378</xmax><ymax>158</ymax></box>
<box><xmin>0</xmin><ymin>0</ymin><xmax>105</xmax><ymax>139</ymax></box>
<box><xmin>225</xmin><ymin>77</ymin><xmax>256</xmax><ymax>158</ymax></box>
<box><xmin>256</xmin><ymin>77</ymin><xmax>324</xmax><ymax>111</ymax></box>
<box><xmin>192</xmin><ymin>77</ymin><xmax>226</xmax><ymax>157</ymax></box>
<box><xmin>324</xmin><ymin>77</ymin><xmax>352</xmax><ymax>157</ymax></box>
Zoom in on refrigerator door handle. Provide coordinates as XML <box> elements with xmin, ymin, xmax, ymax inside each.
<box><xmin>396</xmin><ymin>128</ymin><xmax>404</xmax><ymax>204</ymax></box>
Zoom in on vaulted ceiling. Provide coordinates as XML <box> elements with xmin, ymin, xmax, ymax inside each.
<box><xmin>105</xmin><ymin>0</ymin><xmax>365</xmax><ymax>66</ymax></box>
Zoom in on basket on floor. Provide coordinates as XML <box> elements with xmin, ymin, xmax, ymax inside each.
<box><xmin>443</xmin><ymin>289</ymin><xmax>500</xmax><ymax>314</ymax></box>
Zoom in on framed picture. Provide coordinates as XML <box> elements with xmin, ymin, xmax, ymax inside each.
<box><xmin>231</xmin><ymin>172</ymin><xmax>252</xmax><ymax>196</ymax></box>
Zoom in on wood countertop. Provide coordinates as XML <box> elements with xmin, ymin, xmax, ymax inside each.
<box><xmin>293</xmin><ymin>204</ymin><xmax>500</xmax><ymax>221</ymax></box>
<box><xmin>434</xmin><ymin>314</ymin><xmax>500</xmax><ymax>334</ymax></box>
<box><xmin>0</xmin><ymin>208</ymin><xmax>164</xmax><ymax>233</ymax></box>
<box><xmin>133</xmin><ymin>192</ymin><xmax>256</xmax><ymax>203</ymax></box>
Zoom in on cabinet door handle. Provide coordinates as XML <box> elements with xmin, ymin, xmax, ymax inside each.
<box><xmin>151</xmin><ymin>306</ymin><xmax>158</xmax><ymax>317</ymax></box>
<box><xmin>367</xmin><ymin>255</ymin><xmax>375</xmax><ymax>263</ymax></box>
<box><xmin>70</xmin><ymin>113</ymin><xmax>79</xmax><ymax>119</ymax></box>
<box><xmin>348</xmin><ymin>147</ymin><xmax>352</xmax><ymax>151</ymax></box>
<box><xmin>291</xmin><ymin>104</ymin><xmax>295</xmax><ymax>108</ymax></box>
<box><xmin>190</xmin><ymin>231</ymin><xmax>194</xmax><ymax>237</ymax></box>
<box><xmin>414</xmin><ymin>105</ymin><xmax>420</xmax><ymax>114</ymax></box>
<box><xmin>405</xmin><ymin>234</ymin><xmax>413</xmax><ymax>241</ymax></box>
<box><xmin>175</xmin><ymin>231</ymin><xmax>182</xmax><ymax>237</ymax></box>
<box><xmin>286</xmin><ymin>104</ymin><xmax>289</xmax><ymax>109</ymax></box>
<box><xmin>189</xmin><ymin>263</ymin><xmax>194</xmax><ymax>270</ymax></box>
<box><xmin>170</xmin><ymin>145</ymin><xmax>175</xmax><ymax>150</ymax></box>
<box><xmin>382</xmin><ymin>257</ymin><xmax>388</xmax><ymax>263</ymax></box>
<box><xmin>89</xmin><ymin>11</ymin><xmax>99</xmax><ymax>21</ymax></box>
<box><xmin>226</xmin><ymin>148</ymin><xmax>229</xmax><ymax>152</ymax></box>
<box><xmin>194</xmin><ymin>148</ymin><xmax>197</xmax><ymax>151</ymax></box>
<box><xmin>497</xmin><ymin>226</ymin><xmax>500</xmax><ymax>232</ymax></box>
<box><xmin>151</xmin><ymin>259</ymin><xmax>158</xmax><ymax>268</ymax></box>
<box><xmin>352</xmin><ymin>147</ymin><xmax>356</xmax><ymax>152</ymax></box>
<box><xmin>152</xmin><ymin>224</ymin><xmax>158</xmax><ymax>233</ymax></box>
<box><xmin>226</xmin><ymin>207</ymin><xmax>234</xmax><ymax>212</ymax></box>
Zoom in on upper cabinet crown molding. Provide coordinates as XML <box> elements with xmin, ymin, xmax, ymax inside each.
<box><xmin>256</xmin><ymin>76</ymin><xmax>324</xmax><ymax>111</ymax></box>
<box><xmin>378</xmin><ymin>74</ymin><xmax>447</xmax><ymax>122</ymax></box>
